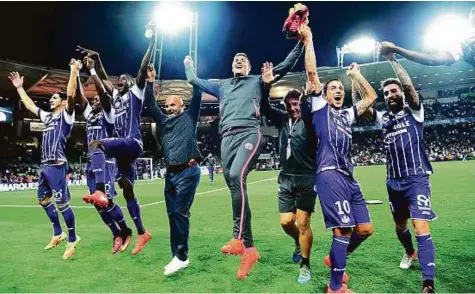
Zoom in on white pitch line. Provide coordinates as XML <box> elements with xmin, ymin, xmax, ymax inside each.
<box><xmin>0</xmin><ymin>177</ymin><xmax>277</xmax><ymax>209</ymax></box>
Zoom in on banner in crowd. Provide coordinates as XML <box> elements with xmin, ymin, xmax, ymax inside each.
<box><xmin>353</xmin><ymin>117</ymin><xmax>475</xmax><ymax>132</ymax></box>
<box><xmin>30</xmin><ymin>122</ymin><xmax>45</xmax><ymax>132</ymax></box>
<box><xmin>258</xmin><ymin>154</ymin><xmax>271</xmax><ymax>160</ymax></box>
<box><xmin>0</xmin><ymin>179</ymin><xmax>87</xmax><ymax>192</ymax></box>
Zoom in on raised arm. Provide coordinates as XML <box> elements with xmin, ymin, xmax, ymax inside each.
<box><xmin>66</xmin><ymin>59</ymin><xmax>82</xmax><ymax>115</ymax></box>
<box><xmin>136</xmin><ymin>21</ymin><xmax>156</xmax><ymax>90</ymax></box>
<box><xmin>8</xmin><ymin>72</ymin><xmax>39</xmax><ymax>116</ymax></box>
<box><xmin>76</xmin><ymin>46</ymin><xmax>115</xmax><ymax>96</ymax></box>
<box><xmin>187</xmin><ymin>86</ymin><xmax>203</xmax><ymax>124</ymax></box>
<box><xmin>143</xmin><ymin>64</ymin><xmax>165</xmax><ymax>128</ymax></box>
<box><xmin>380</xmin><ymin>41</ymin><xmax>456</xmax><ymax>66</ymax></box>
<box><xmin>184</xmin><ymin>56</ymin><xmax>221</xmax><ymax>99</ymax></box>
<box><xmin>75</xmin><ymin>73</ymin><xmax>88</xmax><ymax>112</ymax></box>
<box><xmin>260</xmin><ymin>62</ymin><xmax>286</xmax><ymax>128</ymax></box>
<box><xmin>382</xmin><ymin>51</ymin><xmax>420</xmax><ymax>110</ymax></box>
<box><xmin>302</xmin><ymin>24</ymin><xmax>321</xmax><ymax>94</ymax></box>
<box><xmin>351</xmin><ymin>77</ymin><xmax>375</xmax><ymax>120</ymax></box>
<box><xmin>347</xmin><ymin>63</ymin><xmax>377</xmax><ymax>117</ymax></box>
<box><xmin>84</xmin><ymin>57</ymin><xmax>113</xmax><ymax>113</ymax></box>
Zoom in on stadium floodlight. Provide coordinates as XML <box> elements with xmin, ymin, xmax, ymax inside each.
<box><xmin>154</xmin><ymin>2</ymin><xmax>193</xmax><ymax>35</ymax></box>
<box><xmin>341</xmin><ymin>37</ymin><xmax>377</xmax><ymax>55</ymax></box>
<box><xmin>424</xmin><ymin>14</ymin><xmax>471</xmax><ymax>52</ymax></box>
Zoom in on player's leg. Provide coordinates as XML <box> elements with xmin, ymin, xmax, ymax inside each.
<box><xmin>228</xmin><ymin>129</ymin><xmax>264</xmax><ymax>279</ymax></box>
<box><xmin>38</xmin><ymin>167</ymin><xmax>66</xmax><ymax>250</ymax></box>
<box><xmin>387</xmin><ymin>179</ymin><xmax>417</xmax><ymax>269</ymax></box>
<box><xmin>83</xmin><ymin>140</ymin><xmax>112</xmax><ymax>207</ymax></box>
<box><xmin>346</xmin><ymin>179</ymin><xmax>373</xmax><ymax>256</ymax></box>
<box><xmin>294</xmin><ymin>177</ymin><xmax>317</xmax><ymax>284</ymax></box>
<box><xmin>278</xmin><ymin>173</ymin><xmax>300</xmax><ymax>262</ymax></box>
<box><xmin>407</xmin><ymin>176</ymin><xmax>437</xmax><ymax>292</ymax></box>
<box><xmin>316</xmin><ymin>171</ymin><xmax>353</xmax><ymax>293</ymax></box>
<box><xmin>48</xmin><ymin>164</ymin><xmax>80</xmax><ymax>259</ymax></box>
<box><xmin>220</xmin><ymin>135</ymin><xmax>245</xmax><ymax>255</ymax></box>
<box><xmin>163</xmin><ymin>165</ymin><xmax>201</xmax><ymax>276</ymax></box>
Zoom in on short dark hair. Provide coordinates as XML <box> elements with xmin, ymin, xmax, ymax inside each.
<box><xmin>284</xmin><ymin>89</ymin><xmax>302</xmax><ymax>101</ymax></box>
<box><xmin>323</xmin><ymin>78</ymin><xmax>342</xmax><ymax>95</ymax></box>
<box><xmin>234</xmin><ymin>53</ymin><xmax>251</xmax><ymax>66</ymax></box>
<box><xmin>55</xmin><ymin>91</ymin><xmax>67</xmax><ymax>101</ymax></box>
<box><xmin>381</xmin><ymin>78</ymin><xmax>403</xmax><ymax>91</ymax></box>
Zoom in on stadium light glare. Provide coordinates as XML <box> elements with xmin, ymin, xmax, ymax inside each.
<box><xmin>424</xmin><ymin>14</ymin><xmax>471</xmax><ymax>51</ymax></box>
<box><xmin>154</xmin><ymin>3</ymin><xmax>193</xmax><ymax>35</ymax></box>
<box><xmin>342</xmin><ymin>37</ymin><xmax>377</xmax><ymax>54</ymax></box>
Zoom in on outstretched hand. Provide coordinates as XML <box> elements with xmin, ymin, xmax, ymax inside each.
<box><xmin>347</xmin><ymin>62</ymin><xmax>360</xmax><ymax>77</ymax></box>
<box><xmin>261</xmin><ymin>62</ymin><xmax>280</xmax><ymax>86</ymax></box>
<box><xmin>8</xmin><ymin>72</ymin><xmax>24</xmax><ymax>89</ymax></box>
<box><xmin>76</xmin><ymin>45</ymin><xmax>100</xmax><ymax>60</ymax></box>
<box><xmin>379</xmin><ymin>41</ymin><xmax>397</xmax><ymax>60</ymax></box>
<box><xmin>69</xmin><ymin>58</ymin><xmax>83</xmax><ymax>72</ymax></box>
<box><xmin>147</xmin><ymin>64</ymin><xmax>156</xmax><ymax>82</ymax></box>
<box><xmin>184</xmin><ymin>56</ymin><xmax>194</xmax><ymax>68</ymax></box>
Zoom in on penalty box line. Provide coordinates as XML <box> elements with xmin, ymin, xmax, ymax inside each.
<box><xmin>0</xmin><ymin>177</ymin><xmax>277</xmax><ymax>209</ymax></box>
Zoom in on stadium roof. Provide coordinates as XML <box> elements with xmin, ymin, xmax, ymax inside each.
<box><xmin>1</xmin><ymin>58</ymin><xmax>474</xmax><ymax>105</ymax></box>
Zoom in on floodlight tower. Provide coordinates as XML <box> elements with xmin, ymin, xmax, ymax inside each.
<box><xmin>336</xmin><ymin>37</ymin><xmax>378</xmax><ymax>67</ymax></box>
<box><xmin>152</xmin><ymin>3</ymin><xmax>198</xmax><ymax>81</ymax></box>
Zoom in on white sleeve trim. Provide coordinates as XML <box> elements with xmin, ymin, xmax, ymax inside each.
<box><xmin>342</xmin><ymin>106</ymin><xmax>356</xmax><ymax>126</ymax></box>
<box><xmin>375</xmin><ymin>111</ymin><xmax>384</xmax><ymax>129</ymax></box>
<box><xmin>62</xmin><ymin>110</ymin><xmax>75</xmax><ymax>125</ymax></box>
<box><xmin>103</xmin><ymin>107</ymin><xmax>115</xmax><ymax>124</ymax></box>
<box><xmin>408</xmin><ymin>103</ymin><xmax>424</xmax><ymax>123</ymax></box>
<box><xmin>38</xmin><ymin>109</ymin><xmax>50</xmax><ymax>123</ymax></box>
<box><xmin>311</xmin><ymin>94</ymin><xmax>327</xmax><ymax>112</ymax></box>
<box><xmin>112</xmin><ymin>88</ymin><xmax>119</xmax><ymax>100</ymax></box>
<box><xmin>131</xmin><ymin>84</ymin><xmax>144</xmax><ymax>101</ymax></box>
<box><xmin>83</xmin><ymin>104</ymin><xmax>92</xmax><ymax>119</ymax></box>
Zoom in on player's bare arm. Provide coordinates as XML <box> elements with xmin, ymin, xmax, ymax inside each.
<box><xmin>347</xmin><ymin>62</ymin><xmax>377</xmax><ymax>117</ymax></box>
<box><xmin>381</xmin><ymin>50</ymin><xmax>420</xmax><ymax>110</ymax></box>
<box><xmin>303</xmin><ymin>24</ymin><xmax>321</xmax><ymax>94</ymax></box>
<box><xmin>379</xmin><ymin>41</ymin><xmax>455</xmax><ymax>66</ymax></box>
<box><xmin>67</xmin><ymin>59</ymin><xmax>82</xmax><ymax>115</ymax></box>
<box><xmin>350</xmin><ymin>69</ymin><xmax>375</xmax><ymax>120</ymax></box>
<box><xmin>136</xmin><ymin>21</ymin><xmax>156</xmax><ymax>90</ymax></box>
<box><xmin>85</xmin><ymin>57</ymin><xmax>112</xmax><ymax>113</ymax></box>
<box><xmin>8</xmin><ymin>72</ymin><xmax>39</xmax><ymax>116</ymax></box>
<box><xmin>75</xmin><ymin>70</ymin><xmax>88</xmax><ymax>111</ymax></box>
<box><xmin>76</xmin><ymin>45</ymin><xmax>114</xmax><ymax>95</ymax></box>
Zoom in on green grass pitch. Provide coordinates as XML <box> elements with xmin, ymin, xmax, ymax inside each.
<box><xmin>0</xmin><ymin>161</ymin><xmax>474</xmax><ymax>293</ymax></box>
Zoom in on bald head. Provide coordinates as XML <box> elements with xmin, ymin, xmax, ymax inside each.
<box><xmin>164</xmin><ymin>95</ymin><xmax>185</xmax><ymax>117</ymax></box>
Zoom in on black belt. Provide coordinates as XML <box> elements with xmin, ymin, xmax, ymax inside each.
<box><xmin>167</xmin><ymin>160</ymin><xmax>198</xmax><ymax>173</ymax></box>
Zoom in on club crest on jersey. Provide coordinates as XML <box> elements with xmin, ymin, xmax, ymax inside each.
<box><xmin>340</xmin><ymin>214</ymin><xmax>350</xmax><ymax>224</ymax></box>
<box><xmin>244</xmin><ymin>143</ymin><xmax>254</xmax><ymax>150</ymax></box>
<box><xmin>52</xmin><ymin>189</ymin><xmax>63</xmax><ymax>201</ymax></box>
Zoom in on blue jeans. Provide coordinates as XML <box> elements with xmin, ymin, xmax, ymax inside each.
<box><xmin>164</xmin><ymin>164</ymin><xmax>201</xmax><ymax>260</ymax></box>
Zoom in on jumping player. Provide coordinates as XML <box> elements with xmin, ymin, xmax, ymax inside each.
<box><xmin>311</xmin><ymin>61</ymin><xmax>376</xmax><ymax>293</ymax></box>
<box><xmin>259</xmin><ymin>25</ymin><xmax>318</xmax><ymax>284</ymax></box>
<box><xmin>378</xmin><ymin>7</ymin><xmax>475</xmax><ymax>67</ymax></box>
<box><xmin>184</xmin><ymin>21</ymin><xmax>309</xmax><ymax>280</ymax></box>
<box><xmin>74</xmin><ymin>56</ymin><xmax>132</xmax><ymax>254</ymax></box>
<box><xmin>367</xmin><ymin>50</ymin><xmax>437</xmax><ymax>293</ymax></box>
<box><xmin>8</xmin><ymin>60</ymin><xmax>80</xmax><ymax>259</ymax></box>
<box><xmin>78</xmin><ymin>21</ymin><xmax>156</xmax><ymax>255</ymax></box>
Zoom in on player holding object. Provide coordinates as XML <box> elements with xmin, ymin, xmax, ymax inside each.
<box><xmin>74</xmin><ymin>56</ymin><xmax>132</xmax><ymax>254</ymax></box>
<box><xmin>367</xmin><ymin>49</ymin><xmax>437</xmax><ymax>293</ymax></box>
<box><xmin>378</xmin><ymin>7</ymin><xmax>475</xmax><ymax>67</ymax></box>
<box><xmin>8</xmin><ymin>60</ymin><xmax>80</xmax><ymax>259</ymax></box>
<box><xmin>311</xmin><ymin>61</ymin><xmax>376</xmax><ymax>293</ymax></box>
<box><xmin>203</xmin><ymin>153</ymin><xmax>217</xmax><ymax>184</ymax></box>
<box><xmin>143</xmin><ymin>65</ymin><xmax>203</xmax><ymax>276</ymax></box>
<box><xmin>184</xmin><ymin>12</ymin><xmax>307</xmax><ymax>280</ymax></box>
<box><xmin>78</xmin><ymin>21</ymin><xmax>156</xmax><ymax>255</ymax></box>
<box><xmin>260</xmin><ymin>24</ymin><xmax>318</xmax><ymax>285</ymax></box>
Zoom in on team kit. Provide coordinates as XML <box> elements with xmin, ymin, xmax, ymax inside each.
<box><xmin>7</xmin><ymin>4</ymin><xmax>475</xmax><ymax>293</ymax></box>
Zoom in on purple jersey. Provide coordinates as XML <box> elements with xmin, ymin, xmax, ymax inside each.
<box><xmin>112</xmin><ymin>85</ymin><xmax>144</xmax><ymax>148</ymax></box>
<box><xmin>38</xmin><ymin>109</ymin><xmax>74</xmax><ymax>163</ymax></box>
<box><xmin>311</xmin><ymin>94</ymin><xmax>357</xmax><ymax>175</ymax></box>
<box><xmin>84</xmin><ymin>104</ymin><xmax>115</xmax><ymax>146</ymax></box>
<box><xmin>375</xmin><ymin>104</ymin><xmax>433</xmax><ymax>179</ymax></box>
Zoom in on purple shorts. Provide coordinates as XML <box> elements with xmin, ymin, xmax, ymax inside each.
<box><xmin>315</xmin><ymin>170</ymin><xmax>371</xmax><ymax>229</ymax></box>
<box><xmin>386</xmin><ymin>175</ymin><xmax>437</xmax><ymax>222</ymax></box>
<box><xmin>86</xmin><ymin>161</ymin><xmax>117</xmax><ymax>199</ymax></box>
<box><xmin>37</xmin><ymin>163</ymin><xmax>71</xmax><ymax>205</ymax></box>
<box><xmin>101</xmin><ymin>137</ymin><xmax>142</xmax><ymax>185</ymax></box>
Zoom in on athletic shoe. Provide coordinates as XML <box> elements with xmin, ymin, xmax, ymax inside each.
<box><xmin>282</xmin><ymin>4</ymin><xmax>309</xmax><ymax>37</ymax></box>
<box><xmin>82</xmin><ymin>191</ymin><xmax>108</xmax><ymax>208</ymax></box>
<box><xmin>119</xmin><ymin>228</ymin><xmax>132</xmax><ymax>253</ymax></box>
<box><xmin>131</xmin><ymin>231</ymin><xmax>152</xmax><ymax>255</ymax></box>
<box><xmin>297</xmin><ymin>265</ymin><xmax>311</xmax><ymax>284</ymax></box>
<box><xmin>323</xmin><ymin>256</ymin><xmax>350</xmax><ymax>284</ymax></box>
<box><xmin>163</xmin><ymin>256</ymin><xmax>190</xmax><ymax>276</ymax></box>
<box><xmin>44</xmin><ymin>232</ymin><xmax>67</xmax><ymax>250</ymax></box>
<box><xmin>63</xmin><ymin>236</ymin><xmax>81</xmax><ymax>260</ymax></box>
<box><xmin>400</xmin><ymin>251</ymin><xmax>417</xmax><ymax>269</ymax></box>
<box><xmin>221</xmin><ymin>238</ymin><xmax>245</xmax><ymax>255</ymax></box>
<box><xmin>112</xmin><ymin>235</ymin><xmax>122</xmax><ymax>254</ymax></box>
<box><xmin>236</xmin><ymin>247</ymin><xmax>260</xmax><ymax>280</ymax></box>
<box><xmin>293</xmin><ymin>245</ymin><xmax>302</xmax><ymax>263</ymax></box>
<box><xmin>423</xmin><ymin>286</ymin><xmax>436</xmax><ymax>293</ymax></box>
<box><xmin>326</xmin><ymin>283</ymin><xmax>353</xmax><ymax>293</ymax></box>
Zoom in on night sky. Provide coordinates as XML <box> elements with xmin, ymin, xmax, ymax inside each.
<box><xmin>0</xmin><ymin>1</ymin><xmax>473</xmax><ymax>80</ymax></box>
